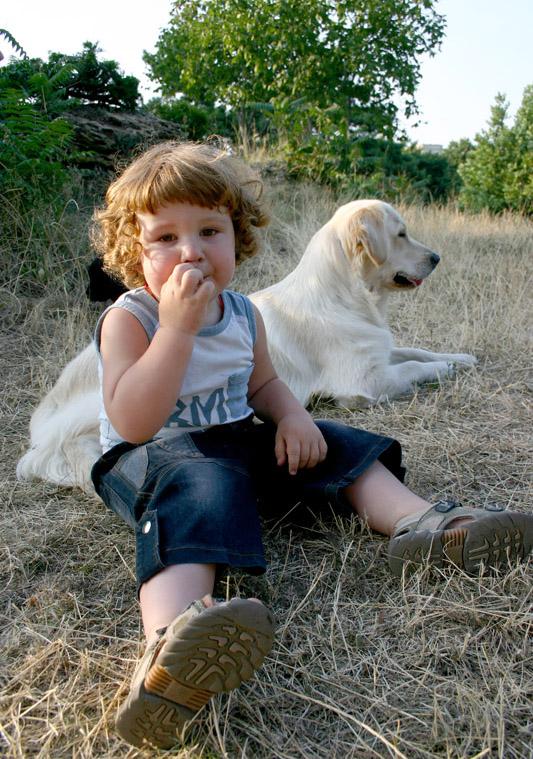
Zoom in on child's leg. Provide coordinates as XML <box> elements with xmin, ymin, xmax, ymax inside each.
<box><xmin>139</xmin><ymin>563</ymin><xmax>216</xmax><ymax>642</ymax></box>
<box><xmin>119</xmin><ymin>573</ymin><xmax>274</xmax><ymax>750</ymax></box>
<box><xmin>343</xmin><ymin>459</ymin><xmax>432</xmax><ymax>535</ymax></box>
<box><xmin>343</xmin><ymin>459</ymin><xmax>533</xmax><ymax>574</ymax></box>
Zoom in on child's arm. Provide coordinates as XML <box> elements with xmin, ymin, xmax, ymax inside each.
<box><xmin>100</xmin><ymin>264</ymin><xmax>214</xmax><ymax>443</ymax></box>
<box><xmin>248</xmin><ymin>306</ymin><xmax>327</xmax><ymax>475</ymax></box>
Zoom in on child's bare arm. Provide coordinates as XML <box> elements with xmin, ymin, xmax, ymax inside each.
<box><xmin>101</xmin><ymin>264</ymin><xmax>214</xmax><ymax>443</ymax></box>
<box><xmin>248</xmin><ymin>307</ymin><xmax>327</xmax><ymax>474</ymax></box>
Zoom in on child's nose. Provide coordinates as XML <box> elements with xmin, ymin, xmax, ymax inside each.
<box><xmin>179</xmin><ymin>239</ymin><xmax>204</xmax><ymax>262</ymax></box>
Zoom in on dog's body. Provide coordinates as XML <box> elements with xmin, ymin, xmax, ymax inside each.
<box><xmin>250</xmin><ymin>200</ymin><xmax>476</xmax><ymax>407</ymax></box>
<box><xmin>17</xmin><ymin>344</ymin><xmax>101</xmax><ymax>491</ymax></box>
<box><xmin>17</xmin><ymin>200</ymin><xmax>476</xmax><ymax>492</ymax></box>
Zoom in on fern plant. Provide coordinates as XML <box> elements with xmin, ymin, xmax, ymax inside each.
<box><xmin>0</xmin><ymin>29</ymin><xmax>28</xmax><ymax>59</ymax></box>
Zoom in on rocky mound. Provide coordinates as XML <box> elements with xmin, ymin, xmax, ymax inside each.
<box><xmin>63</xmin><ymin>107</ymin><xmax>184</xmax><ymax>169</ymax></box>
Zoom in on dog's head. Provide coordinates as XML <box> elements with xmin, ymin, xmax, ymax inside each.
<box><xmin>335</xmin><ymin>200</ymin><xmax>440</xmax><ymax>292</ymax></box>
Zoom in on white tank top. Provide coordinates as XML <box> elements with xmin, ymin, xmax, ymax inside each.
<box><xmin>95</xmin><ymin>288</ymin><xmax>256</xmax><ymax>452</ymax></box>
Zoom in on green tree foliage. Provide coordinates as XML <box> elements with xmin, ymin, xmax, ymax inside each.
<box><xmin>458</xmin><ymin>87</ymin><xmax>533</xmax><ymax>214</ymax></box>
<box><xmin>144</xmin><ymin>0</ymin><xmax>445</xmax><ymax>150</ymax></box>
<box><xmin>0</xmin><ymin>42</ymin><xmax>140</xmax><ymax>114</ymax></box>
<box><xmin>443</xmin><ymin>138</ymin><xmax>474</xmax><ymax>170</ymax></box>
<box><xmin>0</xmin><ymin>37</ymin><xmax>143</xmax><ymax>288</ymax></box>
<box><xmin>1</xmin><ymin>41</ymin><xmax>142</xmax><ymax>206</ymax></box>
<box><xmin>0</xmin><ymin>88</ymin><xmax>73</xmax><ymax>201</ymax></box>
<box><xmin>47</xmin><ymin>42</ymin><xmax>140</xmax><ymax>111</ymax></box>
<box><xmin>0</xmin><ymin>28</ymin><xmax>28</xmax><ymax>59</ymax></box>
<box><xmin>0</xmin><ymin>32</ymin><xmax>74</xmax><ymax>207</ymax></box>
<box><xmin>146</xmin><ymin>97</ymin><xmax>237</xmax><ymax>139</ymax></box>
<box><xmin>337</xmin><ymin>138</ymin><xmax>457</xmax><ymax>202</ymax></box>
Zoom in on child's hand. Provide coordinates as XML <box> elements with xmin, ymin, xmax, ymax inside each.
<box><xmin>275</xmin><ymin>412</ymin><xmax>328</xmax><ymax>475</ymax></box>
<box><xmin>158</xmin><ymin>264</ymin><xmax>215</xmax><ymax>335</ymax></box>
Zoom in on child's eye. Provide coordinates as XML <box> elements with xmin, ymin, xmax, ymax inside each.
<box><xmin>201</xmin><ymin>228</ymin><xmax>219</xmax><ymax>237</ymax></box>
<box><xmin>159</xmin><ymin>233</ymin><xmax>176</xmax><ymax>242</ymax></box>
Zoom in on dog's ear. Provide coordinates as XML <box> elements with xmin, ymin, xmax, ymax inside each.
<box><xmin>342</xmin><ymin>207</ymin><xmax>386</xmax><ymax>267</ymax></box>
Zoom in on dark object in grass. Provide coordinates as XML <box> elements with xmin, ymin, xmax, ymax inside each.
<box><xmin>86</xmin><ymin>257</ymin><xmax>127</xmax><ymax>302</ymax></box>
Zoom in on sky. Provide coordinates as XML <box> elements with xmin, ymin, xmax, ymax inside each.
<box><xmin>2</xmin><ymin>0</ymin><xmax>532</xmax><ymax>147</ymax></box>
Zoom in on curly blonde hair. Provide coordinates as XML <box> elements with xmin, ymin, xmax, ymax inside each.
<box><xmin>91</xmin><ymin>141</ymin><xmax>269</xmax><ymax>288</ymax></box>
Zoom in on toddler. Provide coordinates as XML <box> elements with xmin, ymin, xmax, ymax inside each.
<box><xmin>90</xmin><ymin>141</ymin><xmax>533</xmax><ymax>749</ymax></box>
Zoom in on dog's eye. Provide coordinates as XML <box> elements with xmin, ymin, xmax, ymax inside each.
<box><xmin>398</xmin><ymin>231</ymin><xmax>407</xmax><ymax>238</ymax></box>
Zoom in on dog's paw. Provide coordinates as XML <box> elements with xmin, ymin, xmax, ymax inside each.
<box><xmin>335</xmin><ymin>393</ymin><xmax>377</xmax><ymax>409</ymax></box>
<box><xmin>448</xmin><ymin>353</ymin><xmax>478</xmax><ymax>367</ymax></box>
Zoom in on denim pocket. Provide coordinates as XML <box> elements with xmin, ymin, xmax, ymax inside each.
<box><xmin>97</xmin><ymin>446</ymin><xmax>149</xmax><ymax>528</ymax></box>
<box><xmin>114</xmin><ymin>445</ymin><xmax>149</xmax><ymax>489</ymax></box>
<box><xmin>151</xmin><ymin>432</ymin><xmax>204</xmax><ymax>457</ymax></box>
<box><xmin>98</xmin><ymin>478</ymin><xmax>137</xmax><ymax>529</ymax></box>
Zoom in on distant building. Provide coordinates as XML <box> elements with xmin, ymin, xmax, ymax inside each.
<box><xmin>418</xmin><ymin>143</ymin><xmax>444</xmax><ymax>154</ymax></box>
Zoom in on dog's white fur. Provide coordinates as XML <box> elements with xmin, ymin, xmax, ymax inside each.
<box><xmin>17</xmin><ymin>344</ymin><xmax>101</xmax><ymax>491</ymax></box>
<box><xmin>250</xmin><ymin>200</ymin><xmax>476</xmax><ymax>407</ymax></box>
<box><xmin>17</xmin><ymin>200</ymin><xmax>476</xmax><ymax>493</ymax></box>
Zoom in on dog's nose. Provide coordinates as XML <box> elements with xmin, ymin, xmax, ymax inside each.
<box><xmin>429</xmin><ymin>253</ymin><xmax>440</xmax><ymax>268</ymax></box>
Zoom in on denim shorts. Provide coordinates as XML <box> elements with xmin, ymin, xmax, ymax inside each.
<box><xmin>91</xmin><ymin>417</ymin><xmax>404</xmax><ymax>590</ymax></box>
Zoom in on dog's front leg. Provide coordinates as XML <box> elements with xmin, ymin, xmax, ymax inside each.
<box><xmin>381</xmin><ymin>360</ymin><xmax>456</xmax><ymax>398</ymax></box>
<box><xmin>334</xmin><ymin>392</ymin><xmax>377</xmax><ymax>409</ymax></box>
<box><xmin>390</xmin><ymin>347</ymin><xmax>477</xmax><ymax>367</ymax></box>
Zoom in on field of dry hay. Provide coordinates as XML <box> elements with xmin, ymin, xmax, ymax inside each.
<box><xmin>1</xmin><ymin>185</ymin><xmax>532</xmax><ymax>758</ymax></box>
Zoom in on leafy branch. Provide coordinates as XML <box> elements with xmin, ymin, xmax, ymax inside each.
<box><xmin>0</xmin><ymin>29</ymin><xmax>28</xmax><ymax>59</ymax></box>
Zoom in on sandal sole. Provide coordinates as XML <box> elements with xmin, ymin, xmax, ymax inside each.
<box><xmin>116</xmin><ymin>599</ymin><xmax>274</xmax><ymax>748</ymax></box>
<box><xmin>389</xmin><ymin>511</ymin><xmax>533</xmax><ymax>576</ymax></box>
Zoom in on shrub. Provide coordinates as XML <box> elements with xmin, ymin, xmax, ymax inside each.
<box><xmin>0</xmin><ymin>41</ymin><xmax>141</xmax><ymax>115</ymax></box>
<box><xmin>0</xmin><ymin>89</ymin><xmax>73</xmax><ymax>203</ymax></box>
<box><xmin>458</xmin><ymin>87</ymin><xmax>533</xmax><ymax>215</ymax></box>
<box><xmin>282</xmin><ymin>128</ymin><xmax>458</xmax><ymax>203</ymax></box>
<box><xmin>145</xmin><ymin>97</ymin><xmax>235</xmax><ymax>139</ymax></box>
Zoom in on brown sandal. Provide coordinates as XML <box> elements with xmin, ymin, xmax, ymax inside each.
<box><xmin>388</xmin><ymin>499</ymin><xmax>533</xmax><ymax>576</ymax></box>
<box><xmin>116</xmin><ymin>597</ymin><xmax>274</xmax><ymax>749</ymax></box>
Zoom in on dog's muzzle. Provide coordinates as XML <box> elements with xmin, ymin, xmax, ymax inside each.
<box><xmin>393</xmin><ymin>253</ymin><xmax>440</xmax><ymax>288</ymax></box>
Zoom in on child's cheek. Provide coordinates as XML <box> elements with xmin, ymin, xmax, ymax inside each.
<box><xmin>144</xmin><ymin>249</ymin><xmax>173</xmax><ymax>272</ymax></box>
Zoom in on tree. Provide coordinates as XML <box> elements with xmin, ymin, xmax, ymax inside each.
<box><xmin>443</xmin><ymin>138</ymin><xmax>474</xmax><ymax>169</ymax></box>
<box><xmin>503</xmin><ymin>85</ymin><xmax>533</xmax><ymax>212</ymax></box>
<box><xmin>0</xmin><ymin>32</ymin><xmax>74</xmax><ymax>205</ymax></box>
<box><xmin>144</xmin><ymin>0</ymin><xmax>445</xmax><ymax>142</ymax></box>
<box><xmin>459</xmin><ymin>87</ymin><xmax>532</xmax><ymax>214</ymax></box>
<box><xmin>145</xmin><ymin>97</ymin><xmax>237</xmax><ymax>139</ymax></box>
<box><xmin>0</xmin><ymin>42</ymin><xmax>140</xmax><ymax>114</ymax></box>
<box><xmin>0</xmin><ymin>28</ymin><xmax>28</xmax><ymax>59</ymax></box>
<box><xmin>47</xmin><ymin>42</ymin><xmax>140</xmax><ymax>111</ymax></box>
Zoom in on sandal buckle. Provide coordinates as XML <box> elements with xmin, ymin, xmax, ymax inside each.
<box><xmin>434</xmin><ymin>499</ymin><xmax>460</xmax><ymax>513</ymax></box>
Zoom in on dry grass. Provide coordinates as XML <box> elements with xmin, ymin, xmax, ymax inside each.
<box><xmin>1</xmin><ymin>183</ymin><xmax>532</xmax><ymax>758</ymax></box>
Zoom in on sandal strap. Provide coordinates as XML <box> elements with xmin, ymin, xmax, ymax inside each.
<box><xmin>392</xmin><ymin>499</ymin><xmax>505</xmax><ymax>536</ymax></box>
<box><xmin>153</xmin><ymin>597</ymin><xmax>213</xmax><ymax>639</ymax></box>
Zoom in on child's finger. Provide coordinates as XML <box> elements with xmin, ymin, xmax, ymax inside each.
<box><xmin>171</xmin><ymin>263</ymin><xmax>195</xmax><ymax>283</ymax></box>
<box><xmin>274</xmin><ymin>433</ymin><xmax>286</xmax><ymax>467</ymax></box>
<box><xmin>196</xmin><ymin>278</ymin><xmax>216</xmax><ymax>303</ymax></box>
<box><xmin>305</xmin><ymin>441</ymin><xmax>321</xmax><ymax>469</ymax></box>
<box><xmin>180</xmin><ymin>267</ymin><xmax>204</xmax><ymax>292</ymax></box>
<box><xmin>298</xmin><ymin>441</ymin><xmax>311</xmax><ymax>470</ymax></box>
<box><xmin>285</xmin><ymin>440</ymin><xmax>301</xmax><ymax>475</ymax></box>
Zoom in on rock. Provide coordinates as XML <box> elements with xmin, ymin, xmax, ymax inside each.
<box><xmin>63</xmin><ymin>106</ymin><xmax>185</xmax><ymax>170</ymax></box>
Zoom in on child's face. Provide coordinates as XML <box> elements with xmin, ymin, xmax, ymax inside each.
<box><xmin>137</xmin><ymin>202</ymin><xmax>236</xmax><ymax>300</ymax></box>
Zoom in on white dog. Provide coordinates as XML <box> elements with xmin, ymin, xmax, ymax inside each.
<box><xmin>17</xmin><ymin>200</ymin><xmax>476</xmax><ymax>493</ymax></box>
<box><xmin>251</xmin><ymin>199</ymin><xmax>476</xmax><ymax>407</ymax></box>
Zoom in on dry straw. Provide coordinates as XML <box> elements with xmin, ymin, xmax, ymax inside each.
<box><xmin>2</xmin><ymin>181</ymin><xmax>532</xmax><ymax>757</ymax></box>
